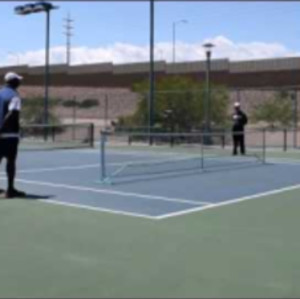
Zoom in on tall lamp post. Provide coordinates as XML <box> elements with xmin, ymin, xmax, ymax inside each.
<box><xmin>149</xmin><ymin>0</ymin><xmax>155</xmax><ymax>144</ymax></box>
<box><xmin>172</xmin><ymin>19</ymin><xmax>188</xmax><ymax>63</ymax></box>
<box><xmin>202</xmin><ymin>42</ymin><xmax>215</xmax><ymax>140</ymax></box>
<box><xmin>15</xmin><ymin>1</ymin><xmax>59</xmax><ymax>125</ymax></box>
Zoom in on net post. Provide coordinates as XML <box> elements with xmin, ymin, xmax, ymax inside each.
<box><xmin>100</xmin><ymin>130</ymin><xmax>107</xmax><ymax>182</ymax></box>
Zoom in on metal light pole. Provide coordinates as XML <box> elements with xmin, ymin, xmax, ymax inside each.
<box><xmin>15</xmin><ymin>2</ymin><xmax>59</xmax><ymax>125</ymax></box>
<box><xmin>203</xmin><ymin>42</ymin><xmax>215</xmax><ymax>138</ymax></box>
<box><xmin>292</xmin><ymin>89</ymin><xmax>298</xmax><ymax>148</ymax></box>
<box><xmin>45</xmin><ymin>8</ymin><xmax>51</xmax><ymax>125</ymax></box>
<box><xmin>149</xmin><ymin>0</ymin><xmax>155</xmax><ymax>143</ymax></box>
<box><xmin>172</xmin><ymin>19</ymin><xmax>188</xmax><ymax>63</ymax></box>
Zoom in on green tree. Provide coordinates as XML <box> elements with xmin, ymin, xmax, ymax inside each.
<box><xmin>62</xmin><ymin>98</ymin><xmax>99</xmax><ymax>109</ymax></box>
<box><xmin>79</xmin><ymin>99</ymin><xmax>99</xmax><ymax>109</ymax></box>
<box><xmin>21</xmin><ymin>97</ymin><xmax>62</xmax><ymax>125</ymax></box>
<box><xmin>252</xmin><ymin>91</ymin><xmax>293</xmax><ymax>128</ymax></box>
<box><xmin>61</xmin><ymin>99</ymin><xmax>78</xmax><ymax>108</ymax></box>
<box><xmin>118</xmin><ymin>76</ymin><xmax>229</xmax><ymax>132</ymax></box>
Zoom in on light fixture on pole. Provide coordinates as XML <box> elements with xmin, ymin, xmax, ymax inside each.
<box><xmin>15</xmin><ymin>1</ymin><xmax>59</xmax><ymax>125</ymax></box>
<box><xmin>172</xmin><ymin>19</ymin><xmax>188</xmax><ymax>63</ymax></box>
<box><xmin>202</xmin><ymin>42</ymin><xmax>215</xmax><ymax>138</ymax></box>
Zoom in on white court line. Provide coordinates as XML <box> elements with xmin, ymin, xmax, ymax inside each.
<box><xmin>4</xmin><ymin>157</ymin><xmax>300</xmax><ymax>220</ymax></box>
<box><xmin>157</xmin><ymin>183</ymin><xmax>300</xmax><ymax>220</ymax></box>
<box><xmin>39</xmin><ymin>199</ymin><xmax>158</xmax><ymax>220</ymax></box>
<box><xmin>1</xmin><ymin>178</ymin><xmax>209</xmax><ymax>206</ymax></box>
<box><xmin>267</xmin><ymin>158</ymin><xmax>300</xmax><ymax>165</ymax></box>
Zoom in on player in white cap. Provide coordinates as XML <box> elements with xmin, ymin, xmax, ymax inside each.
<box><xmin>0</xmin><ymin>72</ymin><xmax>26</xmax><ymax>198</ymax></box>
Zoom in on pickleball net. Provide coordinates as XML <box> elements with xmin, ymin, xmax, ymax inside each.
<box><xmin>99</xmin><ymin>130</ymin><xmax>266</xmax><ymax>184</ymax></box>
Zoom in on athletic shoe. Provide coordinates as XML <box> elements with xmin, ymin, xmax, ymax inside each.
<box><xmin>5</xmin><ymin>189</ymin><xmax>26</xmax><ymax>198</ymax></box>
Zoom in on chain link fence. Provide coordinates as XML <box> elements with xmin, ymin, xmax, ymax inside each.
<box><xmin>20</xmin><ymin>86</ymin><xmax>300</xmax><ymax>151</ymax></box>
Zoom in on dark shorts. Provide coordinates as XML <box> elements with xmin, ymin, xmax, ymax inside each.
<box><xmin>0</xmin><ymin>138</ymin><xmax>19</xmax><ymax>161</ymax></box>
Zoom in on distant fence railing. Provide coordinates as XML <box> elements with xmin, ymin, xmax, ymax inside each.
<box><xmin>109</xmin><ymin>126</ymin><xmax>300</xmax><ymax>152</ymax></box>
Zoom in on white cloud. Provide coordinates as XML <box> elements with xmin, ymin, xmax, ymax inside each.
<box><xmin>1</xmin><ymin>35</ymin><xmax>299</xmax><ymax>66</ymax></box>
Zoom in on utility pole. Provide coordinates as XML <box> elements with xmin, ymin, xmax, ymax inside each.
<box><xmin>172</xmin><ymin>19</ymin><xmax>188</xmax><ymax>63</ymax></box>
<box><xmin>63</xmin><ymin>13</ymin><xmax>74</xmax><ymax>65</ymax></box>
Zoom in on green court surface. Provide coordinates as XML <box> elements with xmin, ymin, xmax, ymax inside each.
<box><xmin>0</xmin><ymin>186</ymin><xmax>300</xmax><ymax>298</ymax></box>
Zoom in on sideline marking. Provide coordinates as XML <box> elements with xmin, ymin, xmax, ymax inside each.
<box><xmin>1</xmin><ymin>177</ymin><xmax>209</xmax><ymax>206</ymax></box>
<box><xmin>157</xmin><ymin>183</ymin><xmax>300</xmax><ymax>219</ymax></box>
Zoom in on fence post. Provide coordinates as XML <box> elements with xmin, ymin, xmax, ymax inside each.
<box><xmin>51</xmin><ymin>125</ymin><xmax>55</xmax><ymax>142</ymax></box>
<box><xmin>283</xmin><ymin>129</ymin><xmax>287</xmax><ymax>151</ymax></box>
<box><xmin>201</xmin><ymin>133</ymin><xmax>204</xmax><ymax>170</ymax></box>
<box><xmin>222</xmin><ymin>129</ymin><xmax>226</xmax><ymax>148</ymax></box>
<box><xmin>292</xmin><ymin>89</ymin><xmax>298</xmax><ymax>148</ymax></box>
<box><xmin>90</xmin><ymin>123</ymin><xmax>94</xmax><ymax>147</ymax></box>
<box><xmin>262</xmin><ymin>129</ymin><xmax>266</xmax><ymax>164</ymax></box>
<box><xmin>72</xmin><ymin>96</ymin><xmax>77</xmax><ymax>141</ymax></box>
<box><xmin>104</xmin><ymin>94</ymin><xmax>108</xmax><ymax>129</ymax></box>
<box><xmin>100</xmin><ymin>131</ymin><xmax>106</xmax><ymax>182</ymax></box>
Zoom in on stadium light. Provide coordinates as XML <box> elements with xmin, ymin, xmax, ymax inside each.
<box><xmin>203</xmin><ymin>42</ymin><xmax>215</xmax><ymax>140</ymax></box>
<box><xmin>14</xmin><ymin>1</ymin><xmax>59</xmax><ymax>125</ymax></box>
<box><xmin>172</xmin><ymin>19</ymin><xmax>188</xmax><ymax>63</ymax></box>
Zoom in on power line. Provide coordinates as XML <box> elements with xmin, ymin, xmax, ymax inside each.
<box><xmin>63</xmin><ymin>12</ymin><xmax>74</xmax><ymax>65</ymax></box>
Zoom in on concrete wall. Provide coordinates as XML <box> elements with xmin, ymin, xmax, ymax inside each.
<box><xmin>1</xmin><ymin>57</ymin><xmax>299</xmax><ymax>89</ymax></box>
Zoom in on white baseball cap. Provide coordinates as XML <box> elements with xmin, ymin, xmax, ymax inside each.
<box><xmin>4</xmin><ymin>72</ymin><xmax>23</xmax><ymax>82</ymax></box>
<box><xmin>234</xmin><ymin>102</ymin><xmax>241</xmax><ymax>107</ymax></box>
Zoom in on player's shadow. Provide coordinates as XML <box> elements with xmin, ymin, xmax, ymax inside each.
<box><xmin>0</xmin><ymin>193</ymin><xmax>55</xmax><ymax>201</ymax></box>
<box><xmin>22</xmin><ymin>194</ymin><xmax>55</xmax><ymax>200</ymax></box>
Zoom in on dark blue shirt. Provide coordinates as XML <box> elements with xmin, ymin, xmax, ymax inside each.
<box><xmin>0</xmin><ymin>86</ymin><xmax>21</xmax><ymax>137</ymax></box>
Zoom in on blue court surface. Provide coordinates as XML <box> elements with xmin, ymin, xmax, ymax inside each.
<box><xmin>1</xmin><ymin>147</ymin><xmax>300</xmax><ymax>220</ymax></box>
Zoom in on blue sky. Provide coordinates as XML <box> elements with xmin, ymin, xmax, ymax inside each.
<box><xmin>0</xmin><ymin>1</ymin><xmax>299</xmax><ymax>65</ymax></box>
